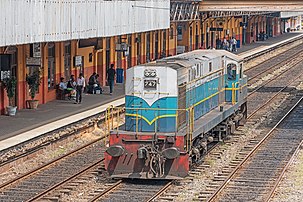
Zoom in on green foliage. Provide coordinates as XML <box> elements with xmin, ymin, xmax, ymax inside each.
<box><xmin>26</xmin><ymin>71</ymin><xmax>41</xmax><ymax>100</ymax></box>
<box><xmin>2</xmin><ymin>76</ymin><xmax>17</xmax><ymax>106</ymax></box>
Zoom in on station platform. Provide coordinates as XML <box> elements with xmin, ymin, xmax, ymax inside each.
<box><xmin>237</xmin><ymin>32</ymin><xmax>303</xmax><ymax>55</ymax></box>
<box><xmin>1</xmin><ymin>31</ymin><xmax>303</xmax><ymax>151</ymax></box>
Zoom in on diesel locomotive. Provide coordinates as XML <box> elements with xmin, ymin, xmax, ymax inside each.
<box><xmin>105</xmin><ymin>50</ymin><xmax>247</xmax><ymax>179</ymax></box>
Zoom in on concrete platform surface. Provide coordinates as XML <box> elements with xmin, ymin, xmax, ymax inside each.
<box><xmin>0</xmin><ymin>85</ymin><xmax>124</xmax><ymax>141</ymax></box>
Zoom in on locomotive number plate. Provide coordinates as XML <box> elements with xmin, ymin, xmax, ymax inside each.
<box><xmin>144</xmin><ymin>80</ymin><xmax>157</xmax><ymax>89</ymax></box>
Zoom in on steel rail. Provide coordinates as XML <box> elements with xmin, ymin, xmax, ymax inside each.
<box><xmin>265</xmin><ymin>140</ymin><xmax>303</xmax><ymax>202</ymax></box>
<box><xmin>248</xmin><ymin>52</ymin><xmax>303</xmax><ymax>97</ymax></box>
<box><xmin>27</xmin><ymin>159</ymin><xmax>104</xmax><ymax>201</ymax></box>
<box><xmin>247</xmin><ymin>70</ymin><xmax>303</xmax><ymax>119</ymax></box>
<box><xmin>206</xmin><ymin>96</ymin><xmax>303</xmax><ymax>202</ymax></box>
<box><xmin>146</xmin><ymin>180</ymin><xmax>174</xmax><ymax>202</ymax></box>
<box><xmin>245</xmin><ymin>43</ymin><xmax>303</xmax><ymax>82</ymax></box>
<box><xmin>88</xmin><ymin>180</ymin><xmax>123</xmax><ymax>202</ymax></box>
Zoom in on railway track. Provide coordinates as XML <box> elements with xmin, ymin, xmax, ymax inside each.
<box><xmin>90</xmin><ymin>180</ymin><xmax>169</xmax><ymax>202</ymax></box>
<box><xmin>247</xmin><ymin>53</ymin><xmax>303</xmax><ymax>116</ymax></box>
<box><xmin>245</xmin><ymin>43</ymin><xmax>303</xmax><ymax>83</ymax></box>
<box><xmin>0</xmin><ymin>140</ymin><xmax>105</xmax><ymax>201</ymax></box>
<box><xmin>266</xmin><ymin>140</ymin><xmax>303</xmax><ymax>201</ymax></box>
<box><xmin>207</xmin><ymin>96</ymin><xmax>303</xmax><ymax>202</ymax></box>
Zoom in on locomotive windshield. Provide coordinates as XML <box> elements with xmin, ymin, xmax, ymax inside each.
<box><xmin>227</xmin><ymin>63</ymin><xmax>237</xmax><ymax>80</ymax></box>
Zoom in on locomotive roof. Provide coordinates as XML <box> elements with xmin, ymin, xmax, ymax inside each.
<box><xmin>166</xmin><ymin>50</ymin><xmax>243</xmax><ymax>62</ymax></box>
<box><xmin>141</xmin><ymin>50</ymin><xmax>243</xmax><ymax>70</ymax></box>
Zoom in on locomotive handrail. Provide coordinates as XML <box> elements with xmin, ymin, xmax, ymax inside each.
<box><xmin>232</xmin><ymin>83</ymin><xmax>236</xmax><ymax>105</ymax></box>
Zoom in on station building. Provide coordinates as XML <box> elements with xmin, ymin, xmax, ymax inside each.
<box><xmin>0</xmin><ymin>0</ymin><xmax>170</xmax><ymax>114</ymax></box>
<box><xmin>0</xmin><ymin>0</ymin><xmax>302</xmax><ymax>115</ymax></box>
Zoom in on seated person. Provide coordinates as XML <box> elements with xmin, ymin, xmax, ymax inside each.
<box><xmin>88</xmin><ymin>73</ymin><xmax>103</xmax><ymax>94</ymax></box>
<box><xmin>93</xmin><ymin>74</ymin><xmax>103</xmax><ymax>94</ymax></box>
<box><xmin>87</xmin><ymin>72</ymin><xmax>97</xmax><ymax>94</ymax></box>
<box><xmin>59</xmin><ymin>77</ymin><xmax>72</xmax><ymax>99</ymax></box>
<box><xmin>59</xmin><ymin>77</ymin><xmax>67</xmax><ymax>90</ymax></box>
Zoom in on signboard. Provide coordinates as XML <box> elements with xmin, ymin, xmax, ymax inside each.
<box><xmin>1</xmin><ymin>70</ymin><xmax>10</xmax><ymax>80</ymax></box>
<box><xmin>116</xmin><ymin>43</ymin><xmax>128</xmax><ymax>52</ymax></box>
<box><xmin>5</xmin><ymin>46</ymin><xmax>17</xmax><ymax>54</ymax></box>
<box><xmin>26</xmin><ymin>57</ymin><xmax>41</xmax><ymax>66</ymax></box>
<box><xmin>177</xmin><ymin>46</ymin><xmax>185</xmax><ymax>54</ymax></box>
<box><xmin>210</xmin><ymin>28</ymin><xmax>223</xmax><ymax>31</ymax></box>
<box><xmin>74</xmin><ymin>55</ymin><xmax>83</xmax><ymax>67</ymax></box>
<box><xmin>0</xmin><ymin>54</ymin><xmax>10</xmax><ymax>81</ymax></box>
<box><xmin>33</xmin><ymin>43</ymin><xmax>41</xmax><ymax>58</ymax></box>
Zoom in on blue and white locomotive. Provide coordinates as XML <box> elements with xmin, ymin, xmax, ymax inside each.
<box><xmin>105</xmin><ymin>50</ymin><xmax>247</xmax><ymax>179</ymax></box>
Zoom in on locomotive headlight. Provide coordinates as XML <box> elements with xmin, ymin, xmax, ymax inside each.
<box><xmin>137</xmin><ymin>147</ymin><xmax>148</xmax><ymax>159</ymax></box>
<box><xmin>106</xmin><ymin>145</ymin><xmax>125</xmax><ymax>157</ymax></box>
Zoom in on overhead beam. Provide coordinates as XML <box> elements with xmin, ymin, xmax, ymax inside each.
<box><xmin>199</xmin><ymin>0</ymin><xmax>303</xmax><ymax>12</ymax></box>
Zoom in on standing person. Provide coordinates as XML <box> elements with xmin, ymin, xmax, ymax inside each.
<box><xmin>232</xmin><ymin>37</ymin><xmax>237</xmax><ymax>52</ymax></box>
<box><xmin>229</xmin><ymin>38</ymin><xmax>233</xmax><ymax>52</ymax></box>
<box><xmin>75</xmin><ymin>73</ymin><xmax>85</xmax><ymax>104</ymax></box>
<box><xmin>222</xmin><ymin>38</ymin><xmax>228</xmax><ymax>50</ymax></box>
<box><xmin>107</xmin><ymin>64</ymin><xmax>116</xmax><ymax>95</ymax></box>
<box><xmin>216</xmin><ymin>38</ymin><xmax>221</xmax><ymax>49</ymax></box>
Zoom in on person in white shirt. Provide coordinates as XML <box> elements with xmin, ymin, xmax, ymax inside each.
<box><xmin>59</xmin><ymin>77</ymin><xmax>67</xmax><ymax>90</ymax></box>
<box><xmin>75</xmin><ymin>73</ymin><xmax>86</xmax><ymax>104</ymax></box>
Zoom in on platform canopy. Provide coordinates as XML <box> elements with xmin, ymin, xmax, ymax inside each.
<box><xmin>199</xmin><ymin>0</ymin><xmax>303</xmax><ymax>12</ymax></box>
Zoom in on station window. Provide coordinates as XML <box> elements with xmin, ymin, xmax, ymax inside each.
<box><xmin>89</xmin><ymin>53</ymin><xmax>93</xmax><ymax>63</ymax></box>
<box><xmin>227</xmin><ymin>63</ymin><xmax>237</xmax><ymax>80</ymax></box>
<box><xmin>48</xmin><ymin>43</ymin><xmax>56</xmax><ymax>89</ymax></box>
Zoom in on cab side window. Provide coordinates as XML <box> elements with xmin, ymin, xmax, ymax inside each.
<box><xmin>227</xmin><ymin>63</ymin><xmax>237</xmax><ymax>80</ymax></box>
